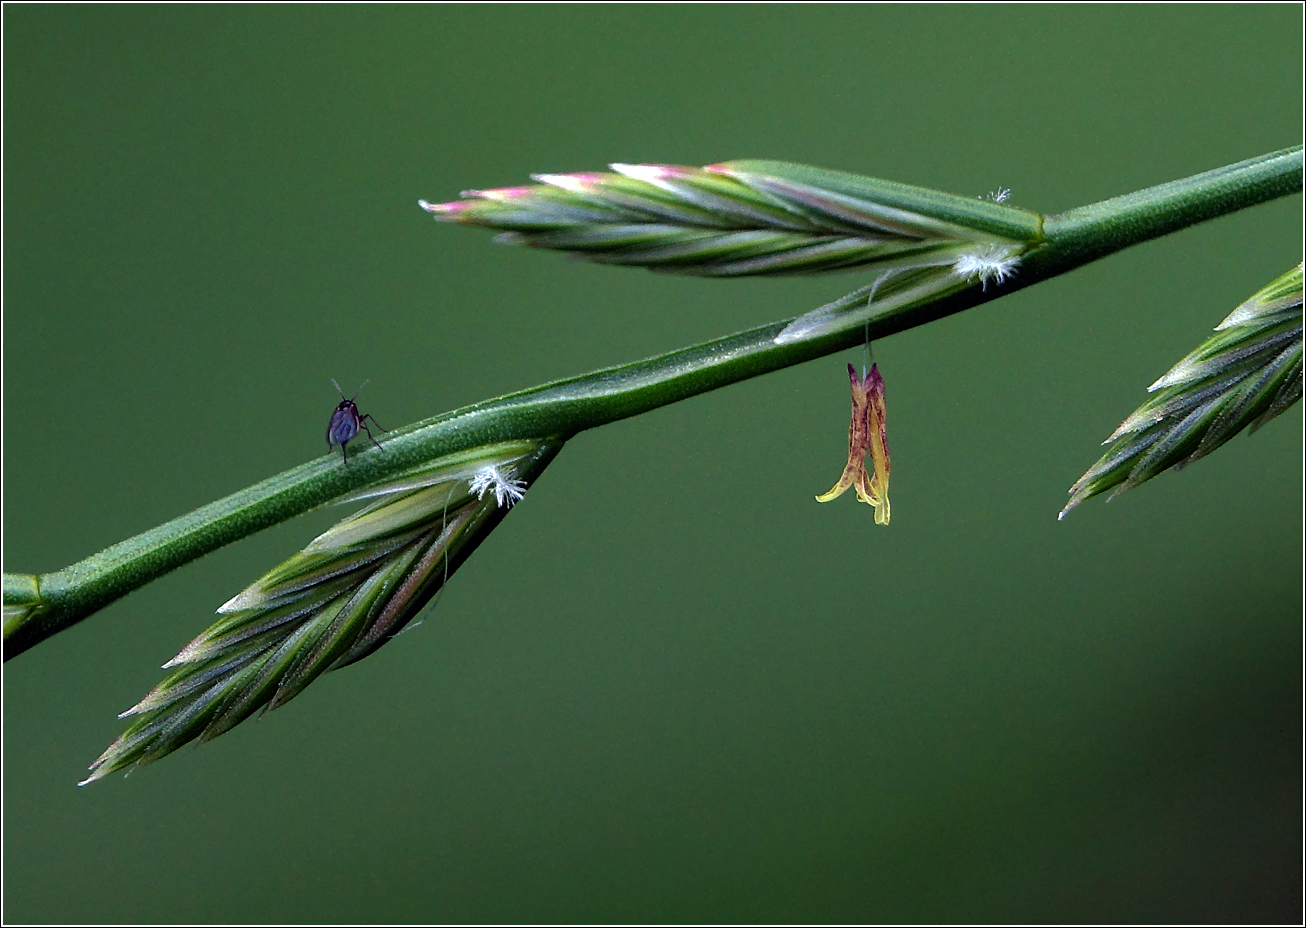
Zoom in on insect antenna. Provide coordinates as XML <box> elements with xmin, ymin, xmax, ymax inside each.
<box><xmin>330</xmin><ymin>378</ymin><xmax>369</xmax><ymax>401</ymax></box>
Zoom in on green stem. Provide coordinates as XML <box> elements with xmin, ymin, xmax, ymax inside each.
<box><xmin>5</xmin><ymin>146</ymin><xmax>1301</xmax><ymax>660</ymax></box>
<box><xmin>1038</xmin><ymin>147</ymin><xmax>1303</xmax><ymax>270</ymax></box>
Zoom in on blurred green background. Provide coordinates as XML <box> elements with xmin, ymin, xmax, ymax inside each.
<box><xmin>4</xmin><ymin>5</ymin><xmax>1301</xmax><ymax>923</ymax></box>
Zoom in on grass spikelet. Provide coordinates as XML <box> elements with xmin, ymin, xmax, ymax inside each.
<box><xmin>421</xmin><ymin>159</ymin><xmax>1047</xmax><ymax>345</ymax></box>
<box><xmin>1061</xmin><ymin>263</ymin><xmax>1303</xmax><ymax>518</ymax></box>
<box><xmin>421</xmin><ymin>160</ymin><xmax>1042</xmax><ymax>281</ymax></box>
<box><xmin>81</xmin><ymin>439</ymin><xmax>564</xmax><ymax>784</ymax></box>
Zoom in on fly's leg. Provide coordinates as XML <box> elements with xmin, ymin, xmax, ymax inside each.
<box><xmin>359</xmin><ymin>414</ymin><xmax>387</xmax><ymax>451</ymax></box>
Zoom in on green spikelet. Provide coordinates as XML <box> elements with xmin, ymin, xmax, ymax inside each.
<box><xmin>420</xmin><ymin>160</ymin><xmax>1044</xmax><ymax>344</ymax></box>
<box><xmin>1061</xmin><ymin>263</ymin><xmax>1303</xmax><ymax>518</ymax></box>
<box><xmin>80</xmin><ymin>440</ymin><xmax>562</xmax><ymax>784</ymax></box>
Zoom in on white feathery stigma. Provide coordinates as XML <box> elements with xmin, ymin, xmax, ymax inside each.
<box><xmin>985</xmin><ymin>186</ymin><xmax>1012</xmax><ymax>203</ymax></box>
<box><xmin>470</xmin><ymin>465</ymin><xmax>527</xmax><ymax>508</ymax></box>
<box><xmin>952</xmin><ymin>245</ymin><xmax>1021</xmax><ymax>290</ymax></box>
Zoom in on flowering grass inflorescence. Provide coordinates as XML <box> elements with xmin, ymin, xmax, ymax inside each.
<box><xmin>422</xmin><ymin>160</ymin><xmax>1044</xmax><ymax>343</ymax></box>
<box><xmin>81</xmin><ymin>439</ymin><xmax>562</xmax><ymax>784</ymax></box>
<box><xmin>1061</xmin><ymin>263</ymin><xmax>1303</xmax><ymax>517</ymax></box>
<box><xmin>6</xmin><ymin>147</ymin><xmax>1298</xmax><ymax>785</ymax></box>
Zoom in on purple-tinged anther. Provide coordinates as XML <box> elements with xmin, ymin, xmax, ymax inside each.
<box><xmin>816</xmin><ymin>363</ymin><xmax>890</xmax><ymax>524</ymax></box>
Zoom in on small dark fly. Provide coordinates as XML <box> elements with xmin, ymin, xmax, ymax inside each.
<box><xmin>327</xmin><ymin>379</ymin><xmax>387</xmax><ymax>463</ymax></box>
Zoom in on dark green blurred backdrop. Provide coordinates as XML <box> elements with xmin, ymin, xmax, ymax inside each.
<box><xmin>4</xmin><ymin>6</ymin><xmax>1302</xmax><ymax>923</ymax></box>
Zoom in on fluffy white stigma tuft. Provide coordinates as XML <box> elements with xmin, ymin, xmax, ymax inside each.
<box><xmin>952</xmin><ymin>245</ymin><xmax>1021</xmax><ymax>290</ymax></box>
<box><xmin>470</xmin><ymin>465</ymin><xmax>527</xmax><ymax>508</ymax></box>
